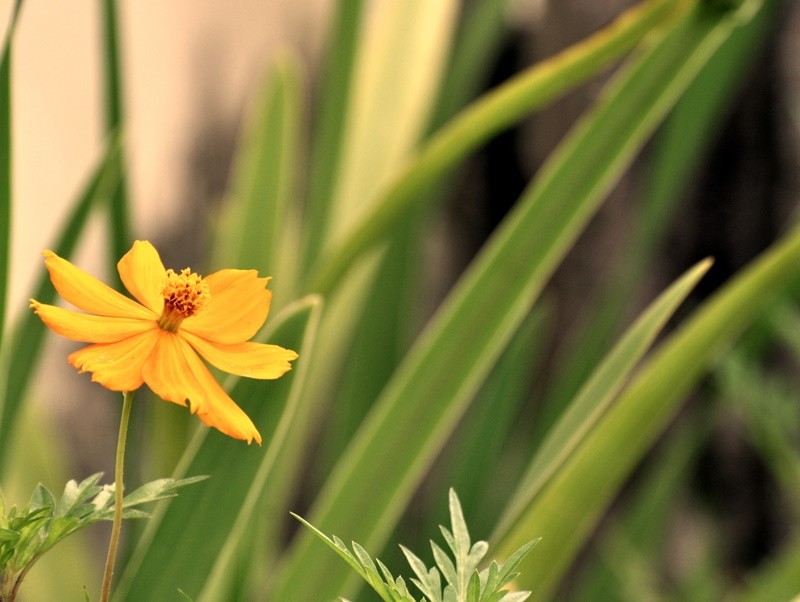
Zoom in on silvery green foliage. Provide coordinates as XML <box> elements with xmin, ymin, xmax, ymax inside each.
<box><xmin>0</xmin><ymin>472</ymin><xmax>206</xmax><ymax>601</ymax></box>
<box><xmin>296</xmin><ymin>489</ymin><xmax>538</xmax><ymax>602</ymax></box>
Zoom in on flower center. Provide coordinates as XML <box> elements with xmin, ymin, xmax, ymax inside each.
<box><xmin>157</xmin><ymin>268</ymin><xmax>210</xmax><ymax>332</ymax></box>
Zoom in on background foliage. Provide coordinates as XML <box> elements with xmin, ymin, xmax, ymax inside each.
<box><xmin>1</xmin><ymin>0</ymin><xmax>800</xmax><ymax>600</ymax></box>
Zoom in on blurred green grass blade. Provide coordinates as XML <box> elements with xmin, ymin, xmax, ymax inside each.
<box><xmin>317</xmin><ymin>229</ymin><xmax>418</xmax><ymax>474</ymax></box>
<box><xmin>0</xmin><ymin>0</ymin><xmax>22</xmax><ymax>377</ymax></box>
<box><xmin>272</xmin><ymin>3</ymin><xmax>748</xmax><ymax>599</ymax></box>
<box><xmin>533</xmin><ymin>0</ymin><xmax>776</xmax><ymax>444</ymax></box>
<box><xmin>100</xmin><ymin>0</ymin><xmax>130</xmax><ymax>267</ymax></box>
<box><xmin>578</xmin><ymin>412</ymin><xmax>711</xmax><ymax>600</ymax></box>
<box><xmin>310</xmin><ymin>0</ymin><xmax>692</xmax><ymax>295</ymax></box>
<box><xmin>495</xmin><ymin>258</ymin><xmax>711</xmax><ymax>541</ymax></box>
<box><xmin>428</xmin><ymin>307</ymin><xmax>549</xmax><ymax>537</ymax></box>
<box><xmin>0</xmin><ymin>39</ymin><xmax>10</xmax><ymax>362</ymax></box>
<box><xmin>320</xmin><ymin>0</ymin><xmax>515</xmax><ymax>479</ymax></box>
<box><xmin>326</xmin><ymin>0</ymin><xmax>459</xmax><ymax>241</ymax></box>
<box><xmin>301</xmin><ymin>0</ymin><xmax>365</xmax><ymax>272</ymax></box>
<box><xmin>0</xmin><ymin>139</ymin><xmax>123</xmax><ymax>471</ymax></box>
<box><xmin>195</xmin><ymin>297</ymin><xmax>321</xmax><ymax>602</ymax></box>
<box><xmin>427</xmin><ymin>0</ymin><xmax>512</xmax><ymax>132</ymax></box>
<box><xmin>732</xmin><ymin>536</ymin><xmax>800</xmax><ymax>602</ymax></box>
<box><xmin>494</xmin><ymin>202</ymin><xmax>800</xmax><ymax>599</ymax></box>
<box><xmin>114</xmin><ymin>296</ymin><xmax>319</xmax><ymax>602</ymax></box>
<box><xmin>216</xmin><ymin>57</ymin><xmax>302</xmax><ymax>283</ymax></box>
<box><xmin>716</xmin><ymin>353</ymin><xmax>800</xmax><ymax>500</ymax></box>
<box><xmin>767</xmin><ymin>301</ymin><xmax>800</xmax><ymax>364</ymax></box>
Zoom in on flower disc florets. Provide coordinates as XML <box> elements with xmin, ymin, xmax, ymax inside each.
<box><xmin>158</xmin><ymin>268</ymin><xmax>210</xmax><ymax>332</ymax></box>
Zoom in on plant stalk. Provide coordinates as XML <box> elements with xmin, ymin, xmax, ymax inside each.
<box><xmin>101</xmin><ymin>389</ymin><xmax>134</xmax><ymax>602</ymax></box>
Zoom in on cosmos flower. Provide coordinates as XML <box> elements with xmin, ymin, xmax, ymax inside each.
<box><xmin>30</xmin><ymin>240</ymin><xmax>298</xmax><ymax>444</ymax></box>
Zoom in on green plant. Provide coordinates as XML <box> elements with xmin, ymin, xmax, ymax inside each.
<box><xmin>297</xmin><ymin>489</ymin><xmax>537</xmax><ymax>602</ymax></box>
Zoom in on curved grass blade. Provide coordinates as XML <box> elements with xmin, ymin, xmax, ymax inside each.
<box><xmin>0</xmin><ymin>138</ymin><xmax>123</xmax><ymax>470</ymax></box>
<box><xmin>100</xmin><ymin>0</ymin><xmax>130</xmax><ymax>265</ymax></box>
<box><xmin>494</xmin><ymin>258</ymin><xmax>712</xmax><ymax>541</ymax></box>
<box><xmin>114</xmin><ymin>296</ymin><xmax>320</xmax><ymax>602</ymax></box>
<box><xmin>325</xmin><ymin>0</ymin><xmax>459</xmax><ymax>242</ymax></box>
<box><xmin>215</xmin><ymin>57</ymin><xmax>302</xmax><ymax>288</ymax></box>
<box><xmin>271</xmin><ymin>3</ymin><xmax>752</xmax><ymax>600</ymax></box>
<box><xmin>309</xmin><ymin>0</ymin><xmax>692</xmax><ymax>294</ymax></box>
<box><xmin>494</xmin><ymin>198</ymin><xmax>800</xmax><ymax>601</ymax></box>
<box><xmin>0</xmin><ymin>0</ymin><xmax>23</xmax><ymax>378</ymax></box>
<box><xmin>532</xmin><ymin>0</ymin><xmax>776</xmax><ymax>447</ymax></box>
<box><xmin>300</xmin><ymin>0</ymin><xmax>366</xmax><ymax>272</ymax></box>
<box><xmin>194</xmin><ymin>297</ymin><xmax>321</xmax><ymax>601</ymax></box>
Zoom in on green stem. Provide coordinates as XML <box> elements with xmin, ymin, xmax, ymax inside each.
<box><xmin>101</xmin><ymin>390</ymin><xmax>134</xmax><ymax>602</ymax></box>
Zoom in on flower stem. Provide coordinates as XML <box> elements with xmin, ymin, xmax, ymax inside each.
<box><xmin>101</xmin><ymin>390</ymin><xmax>134</xmax><ymax>602</ymax></box>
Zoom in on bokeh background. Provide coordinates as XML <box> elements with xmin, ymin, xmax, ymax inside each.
<box><xmin>4</xmin><ymin>0</ymin><xmax>800</xmax><ymax>599</ymax></box>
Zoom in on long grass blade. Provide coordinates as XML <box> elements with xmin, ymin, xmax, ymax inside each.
<box><xmin>271</xmin><ymin>3</ymin><xmax>749</xmax><ymax>599</ymax></box>
<box><xmin>300</xmin><ymin>0</ymin><xmax>366</xmax><ymax>272</ymax></box>
<box><xmin>194</xmin><ymin>297</ymin><xmax>321</xmax><ymax>601</ymax></box>
<box><xmin>100</xmin><ymin>0</ymin><xmax>130</xmax><ymax>268</ymax></box>
<box><xmin>114</xmin><ymin>297</ymin><xmax>319</xmax><ymax>602</ymax></box>
<box><xmin>0</xmin><ymin>138</ymin><xmax>123</xmax><ymax>470</ymax></box>
<box><xmin>0</xmin><ymin>37</ymin><xmax>10</xmax><ymax>363</ymax></box>
<box><xmin>310</xmin><ymin>0</ymin><xmax>692</xmax><ymax>295</ymax></box>
<box><xmin>494</xmin><ymin>259</ymin><xmax>712</xmax><ymax>541</ymax></box>
<box><xmin>215</xmin><ymin>57</ymin><xmax>302</xmax><ymax>289</ymax></box>
<box><xmin>325</xmin><ymin>0</ymin><xmax>459</xmax><ymax>242</ymax></box>
<box><xmin>532</xmin><ymin>0</ymin><xmax>776</xmax><ymax>446</ymax></box>
<box><xmin>0</xmin><ymin>0</ymin><xmax>22</xmax><ymax>385</ymax></box>
<box><xmin>494</xmin><ymin>185</ymin><xmax>800</xmax><ymax>601</ymax></box>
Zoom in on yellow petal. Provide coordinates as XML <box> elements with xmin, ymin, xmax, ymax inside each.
<box><xmin>142</xmin><ymin>332</ymin><xmax>262</xmax><ymax>444</ymax></box>
<box><xmin>181</xmin><ymin>331</ymin><xmax>298</xmax><ymax>379</ymax></box>
<box><xmin>181</xmin><ymin>269</ymin><xmax>271</xmax><ymax>344</ymax></box>
<box><xmin>68</xmin><ymin>330</ymin><xmax>161</xmax><ymax>391</ymax></box>
<box><xmin>117</xmin><ymin>240</ymin><xmax>166</xmax><ymax>315</ymax></box>
<box><xmin>31</xmin><ymin>300</ymin><xmax>156</xmax><ymax>343</ymax></box>
<box><xmin>43</xmin><ymin>250</ymin><xmax>154</xmax><ymax>319</ymax></box>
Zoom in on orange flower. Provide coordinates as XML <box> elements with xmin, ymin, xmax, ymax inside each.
<box><xmin>30</xmin><ymin>240</ymin><xmax>298</xmax><ymax>445</ymax></box>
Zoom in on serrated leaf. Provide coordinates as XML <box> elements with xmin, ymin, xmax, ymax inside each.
<box><xmin>466</xmin><ymin>571</ymin><xmax>481</xmax><ymax>602</ymax></box>
<box><xmin>121</xmin><ymin>476</ymin><xmax>208</xmax><ymax>508</ymax></box>
<box><xmin>449</xmin><ymin>488</ymin><xmax>471</xmax><ymax>562</ymax></box>
<box><xmin>401</xmin><ymin>545</ymin><xmax>439</xmax><ymax>599</ymax></box>
<box><xmin>500</xmin><ymin>592</ymin><xmax>531</xmax><ymax>602</ymax></box>
<box><xmin>292</xmin><ymin>514</ymin><xmax>371</xmax><ymax>584</ymax></box>
<box><xmin>432</xmin><ymin>541</ymin><xmax>457</xmax><ymax>588</ymax></box>
<box><xmin>353</xmin><ymin>541</ymin><xmax>379</xmax><ymax>574</ymax></box>
<box><xmin>495</xmin><ymin>540</ymin><xmax>539</xmax><ymax>588</ymax></box>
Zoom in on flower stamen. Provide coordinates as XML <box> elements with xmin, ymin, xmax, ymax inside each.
<box><xmin>157</xmin><ymin>268</ymin><xmax>210</xmax><ymax>332</ymax></box>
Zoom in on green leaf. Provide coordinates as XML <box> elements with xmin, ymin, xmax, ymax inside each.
<box><xmin>272</xmin><ymin>3</ymin><xmax>746</xmax><ymax>599</ymax></box>
<box><xmin>531</xmin><ymin>0</ymin><xmax>776</xmax><ymax>446</ymax></box>
<box><xmin>310</xmin><ymin>0</ymin><xmax>692</xmax><ymax>294</ymax></box>
<box><xmin>0</xmin><ymin>137</ymin><xmax>123</xmax><ymax>470</ymax></box>
<box><xmin>0</xmin><ymin>0</ymin><xmax>22</xmax><ymax>360</ymax></box>
<box><xmin>731</xmin><ymin>536</ymin><xmax>800</xmax><ymax>602</ymax></box>
<box><xmin>495</xmin><ymin>258</ymin><xmax>711</xmax><ymax>539</ymax></box>
<box><xmin>494</xmin><ymin>152</ymin><xmax>800</xmax><ymax>601</ymax></box>
<box><xmin>215</xmin><ymin>57</ymin><xmax>302</xmax><ymax>289</ymax></box>
<box><xmin>0</xmin><ymin>38</ymin><xmax>10</xmax><ymax>361</ymax></box>
<box><xmin>100</xmin><ymin>0</ymin><xmax>130</xmax><ymax>266</ymax></box>
<box><xmin>118</xmin><ymin>476</ymin><xmax>208</xmax><ymax>509</ymax></box>
<box><xmin>300</xmin><ymin>0</ymin><xmax>366</xmax><ymax>272</ymax></box>
<box><xmin>323</xmin><ymin>0</ymin><xmax>459</xmax><ymax>244</ymax></box>
<box><xmin>115</xmin><ymin>296</ymin><xmax>320</xmax><ymax>602</ymax></box>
